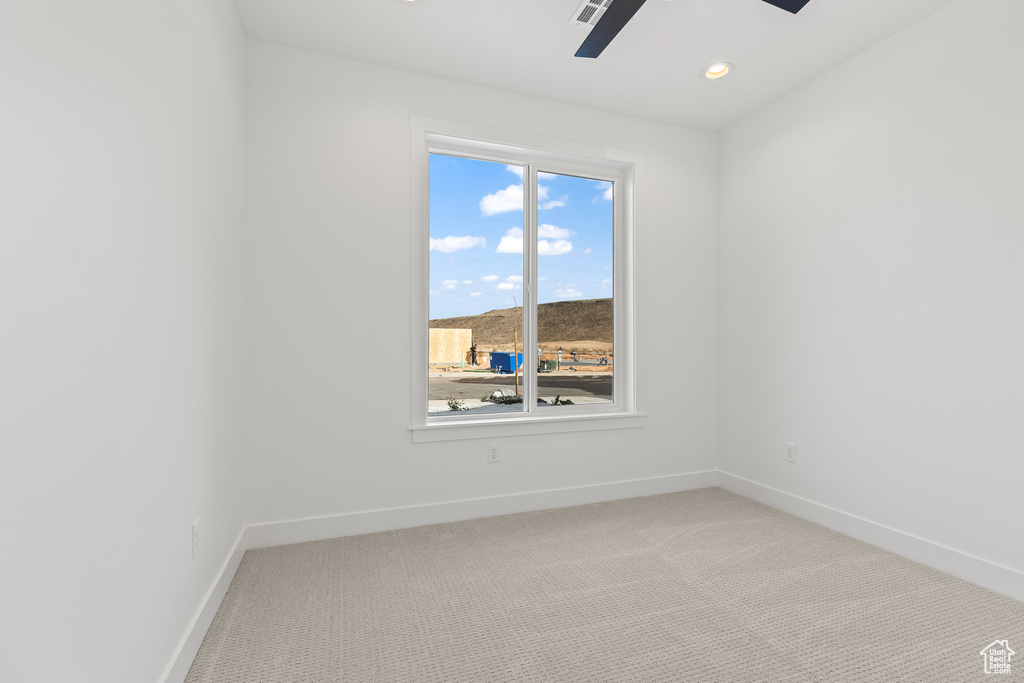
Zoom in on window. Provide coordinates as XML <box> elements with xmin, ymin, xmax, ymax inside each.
<box><xmin>411</xmin><ymin>123</ymin><xmax>641</xmax><ymax>441</ymax></box>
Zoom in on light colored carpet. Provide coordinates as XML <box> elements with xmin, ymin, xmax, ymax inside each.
<box><xmin>185</xmin><ymin>488</ymin><xmax>1022</xmax><ymax>682</ymax></box>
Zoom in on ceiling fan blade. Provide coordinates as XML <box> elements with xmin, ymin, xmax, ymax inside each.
<box><xmin>761</xmin><ymin>0</ymin><xmax>812</xmax><ymax>13</ymax></box>
<box><xmin>575</xmin><ymin>0</ymin><xmax>649</xmax><ymax>59</ymax></box>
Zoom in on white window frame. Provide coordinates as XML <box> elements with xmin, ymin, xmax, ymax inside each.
<box><xmin>409</xmin><ymin>117</ymin><xmax>645</xmax><ymax>442</ymax></box>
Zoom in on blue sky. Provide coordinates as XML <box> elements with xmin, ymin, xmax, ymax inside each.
<box><xmin>429</xmin><ymin>154</ymin><xmax>614</xmax><ymax>320</ymax></box>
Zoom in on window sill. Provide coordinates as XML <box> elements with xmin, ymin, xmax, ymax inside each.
<box><xmin>410</xmin><ymin>412</ymin><xmax>647</xmax><ymax>443</ymax></box>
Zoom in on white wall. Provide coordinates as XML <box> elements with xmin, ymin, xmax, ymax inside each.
<box><xmin>244</xmin><ymin>41</ymin><xmax>719</xmax><ymax>527</ymax></box>
<box><xmin>719</xmin><ymin>0</ymin><xmax>1023</xmax><ymax>574</ymax></box>
<box><xmin>0</xmin><ymin>2</ymin><xmax>246</xmax><ymax>682</ymax></box>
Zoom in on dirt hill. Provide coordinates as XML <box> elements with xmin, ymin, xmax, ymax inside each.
<box><xmin>430</xmin><ymin>298</ymin><xmax>612</xmax><ymax>353</ymax></box>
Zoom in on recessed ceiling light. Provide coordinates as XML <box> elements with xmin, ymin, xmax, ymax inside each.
<box><xmin>702</xmin><ymin>62</ymin><xmax>734</xmax><ymax>80</ymax></box>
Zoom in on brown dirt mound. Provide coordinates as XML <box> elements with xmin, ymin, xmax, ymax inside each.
<box><xmin>430</xmin><ymin>299</ymin><xmax>612</xmax><ymax>351</ymax></box>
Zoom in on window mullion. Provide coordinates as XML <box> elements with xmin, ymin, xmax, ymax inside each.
<box><xmin>524</xmin><ymin>163</ymin><xmax>539</xmax><ymax>414</ymax></box>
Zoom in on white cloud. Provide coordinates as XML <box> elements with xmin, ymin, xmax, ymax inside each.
<box><xmin>539</xmin><ymin>224</ymin><xmax>571</xmax><ymax>239</ymax></box>
<box><xmin>497</xmin><ymin>227</ymin><xmax>573</xmax><ymax>255</ymax></box>
<box><xmin>539</xmin><ymin>239</ymin><xmax>573</xmax><ymax>256</ymax></box>
<box><xmin>538</xmin><ymin>171</ymin><xmax>557</xmax><ymax>180</ymax></box>
<box><xmin>482</xmin><ymin>182</ymin><xmax>568</xmax><ymax>215</ymax></box>
<box><xmin>583</xmin><ymin>247</ymin><xmax>593</xmax><ymax>254</ymax></box>
<box><xmin>496</xmin><ymin>227</ymin><xmax>572</xmax><ymax>255</ymax></box>
<box><xmin>429</xmin><ymin>235</ymin><xmax>486</xmax><ymax>252</ymax></box>
<box><xmin>593</xmin><ymin>181</ymin><xmax>613</xmax><ymax>203</ymax></box>
<box><xmin>555</xmin><ymin>288</ymin><xmax>583</xmax><ymax>299</ymax></box>
<box><xmin>602</xmin><ymin>278</ymin><xmax>611</xmax><ymax>286</ymax></box>
<box><xmin>496</xmin><ymin>276</ymin><xmax>521</xmax><ymax>291</ymax></box>
<box><xmin>506</xmin><ymin>165</ymin><xmax>523</xmax><ymax>179</ymax></box>
<box><xmin>480</xmin><ymin>275</ymin><xmax>498</xmax><ymax>282</ymax></box>
<box><xmin>540</xmin><ymin>195</ymin><xmax>568</xmax><ymax>210</ymax></box>
<box><xmin>496</xmin><ymin>227</ymin><xmax>524</xmax><ymax>254</ymax></box>
<box><xmin>462</xmin><ymin>280</ymin><xmax>473</xmax><ymax>284</ymax></box>
<box><xmin>429</xmin><ymin>290</ymin><xmax>439</xmax><ymax>296</ymax></box>
<box><xmin>441</xmin><ymin>279</ymin><xmax>459</xmax><ymax>290</ymax></box>
<box><xmin>470</xmin><ymin>292</ymin><xmax>482</xmax><ymax>297</ymax></box>
<box><xmin>480</xmin><ymin>185</ymin><xmax>523</xmax><ymax>216</ymax></box>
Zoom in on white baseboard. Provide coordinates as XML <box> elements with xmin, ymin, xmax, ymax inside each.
<box><xmin>159</xmin><ymin>528</ymin><xmax>247</xmax><ymax>683</ymax></box>
<box><xmin>245</xmin><ymin>470</ymin><xmax>719</xmax><ymax>549</ymax></box>
<box><xmin>717</xmin><ymin>471</ymin><xmax>1024</xmax><ymax>603</ymax></box>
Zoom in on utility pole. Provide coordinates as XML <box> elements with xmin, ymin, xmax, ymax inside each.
<box><xmin>513</xmin><ymin>295</ymin><xmax>519</xmax><ymax>396</ymax></box>
<box><xmin>514</xmin><ymin>326</ymin><xmax>519</xmax><ymax>396</ymax></box>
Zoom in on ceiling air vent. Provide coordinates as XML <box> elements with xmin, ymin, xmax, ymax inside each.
<box><xmin>570</xmin><ymin>0</ymin><xmax>614</xmax><ymax>27</ymax></box>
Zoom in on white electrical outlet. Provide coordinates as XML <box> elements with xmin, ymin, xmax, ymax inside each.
<box><xmin>785</xmin><ymin>442</ymin><xmax>796</xmax><ymax>463</ymax></box>
<box><xmin>487</xmin><ymin>444</ymin><xmax>499</xmax><ymax>464</ymax></box>
<box><xmin>192</xmin><ymin>518</ymin><xmax>201</xmax><ymax>559</ymax></box>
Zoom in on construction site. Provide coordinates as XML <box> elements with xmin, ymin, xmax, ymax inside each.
<box><xmin>428</xmin><ymin>298</ymin><xmax>613</xmax><ymax>413</ymax></box>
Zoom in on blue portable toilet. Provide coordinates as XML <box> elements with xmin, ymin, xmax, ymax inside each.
<box><xmin>489</xmin><ymin>352</ymin><xmax>523</xmax><ymax>374</ymax></box>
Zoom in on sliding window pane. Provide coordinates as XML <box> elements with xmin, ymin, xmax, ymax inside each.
<box><xmin>428</xmin><ymin>154</ymin><xmax>525</xmax><ymax>416</ymax></box>
<box><xmin>536</xmin><ymin>172</ymin><xmax>614</xmax><ymax>408</ymax></box>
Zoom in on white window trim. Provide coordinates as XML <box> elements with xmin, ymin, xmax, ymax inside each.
<box><xmin>409</xmin><ymin>116</ymin><xmax>645</xmax><ymax>442</ymax></box>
